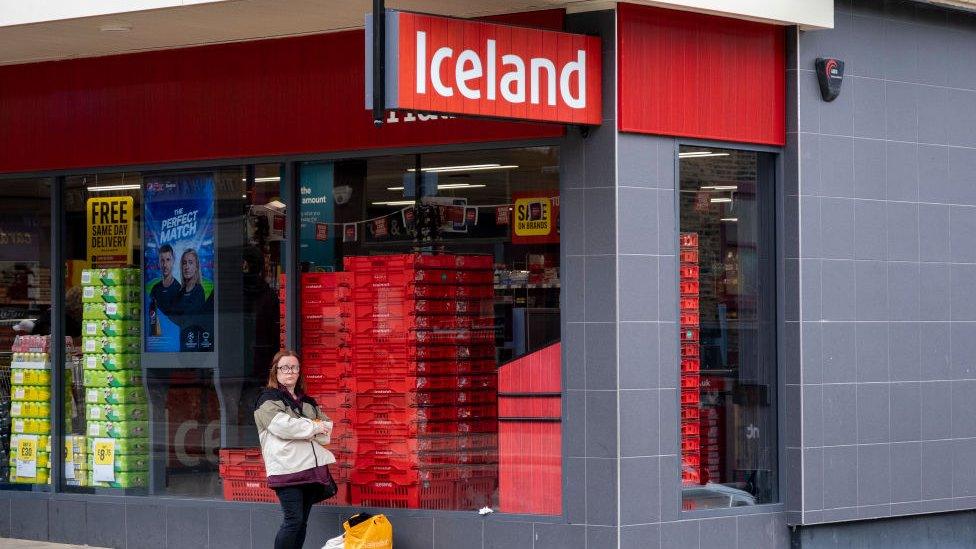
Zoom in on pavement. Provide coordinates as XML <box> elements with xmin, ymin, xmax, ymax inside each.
<box><xmin>0</xmin><ymin>541</ymin><xmax>107</xmax><ymax>549</ymax></box>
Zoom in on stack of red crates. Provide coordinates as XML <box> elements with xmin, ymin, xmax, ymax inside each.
<box><xmin>679</xmin><ymin>233</ymin><xmax>701</xmax><ymax>485</ymax></box>
<box><xmin>218</xmin><ymin>448</ymin><xmax>349</xmax><ymax>505</ymax></box>
<box><xmin>342</xmin><ymin>253</ymin><xmax>499</xmax><ymax>510</ymax></box>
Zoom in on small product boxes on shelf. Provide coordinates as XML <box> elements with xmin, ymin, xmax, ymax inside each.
<box><xmin>81</xmin><ymin>267</ymin><xmax>149</xmax><ymax>489</ymax></box>
<box><xmin>8</xmin><ymin>336</ymin><xmax>54</xmax><ymax>485</ymax></box>
<box><xmin>64</xmin><ymin>435</ymin><xmax>88</xmax><ymax>487</ymax></box>
<box><xmin>678</xmin><ymin>232</ymin><xmax>701</xmax><ymax>487</ymax></box>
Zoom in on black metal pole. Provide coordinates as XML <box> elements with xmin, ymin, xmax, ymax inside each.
<box><xmin>50</xmin><ymin>176</ymin><xmax>65</xmax><ymax>492</ymax></box>
<box><xmin>284</xmin><ymin>162</ymin><xmax>300</xmax><ymax>352</ymax></box>
<box><xmin>372</xmin><ymin>0</ymin><xmax>385</xmax><ymax>126</ymax></box>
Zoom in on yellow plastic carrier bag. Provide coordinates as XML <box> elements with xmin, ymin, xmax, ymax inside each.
<box><xmin>343</xmin><ymin>513</ymin><xmax>393</xmax><ymax>549</ymax></box>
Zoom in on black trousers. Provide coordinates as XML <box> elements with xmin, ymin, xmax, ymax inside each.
<box><xmin>274</xmin><ymin>483</ymin><xmax>327</xmax><ymax>549</ymax></box>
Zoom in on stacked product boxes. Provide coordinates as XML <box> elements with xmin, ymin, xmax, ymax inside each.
<box><xmin>8</xmin><ymin>336</ymin><xmax>53</xmax><ymax>484</ymax></box>
<box><xmin>344</xmin><ymin>254</ymin><xmax>498</xmax><ymax>510</ymax></box>
<box><xmin>679</xmin><ymin>233</ymin><xmax>701</xmax><ymax>487</ymax></box>
<box><xmin>81</xmin><ymin>268</ymin><xmax>149</xmax><ymax>489</ymax></box>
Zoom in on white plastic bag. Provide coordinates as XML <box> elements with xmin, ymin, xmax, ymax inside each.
<box><xmin>322</xmin><ymin>533</ymin><xmax>344</xmax><ymax>549</ymax></box>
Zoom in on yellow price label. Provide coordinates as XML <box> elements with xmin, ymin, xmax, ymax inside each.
<box><xmin>94</xmin><ymin>440</ymin><xmax>115</xmax><ymax>466</ymax></box>
<box><xmin>17</xmin><ymin>438</ymin><xmax>36</xmax><ymax>461</ymax></box>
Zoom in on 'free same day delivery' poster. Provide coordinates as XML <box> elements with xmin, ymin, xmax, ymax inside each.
<box><xmin>143</xmin><ymin>175</ymin><xmax>216</xmax><ymax>352</ymax></box>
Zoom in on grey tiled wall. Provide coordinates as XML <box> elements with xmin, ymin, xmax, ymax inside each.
<box><xmin>789</xmin><ymin>0</ymin><xmax>976</xmax><ymax>526</ymax></box>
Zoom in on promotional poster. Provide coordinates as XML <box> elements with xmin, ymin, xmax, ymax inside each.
<box><xmin>143</xmin><ymin>175</ymin><xmax>216</xmax><ymax>352</ymax></box>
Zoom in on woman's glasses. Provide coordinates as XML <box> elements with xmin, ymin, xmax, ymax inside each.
<box><xmin>277</xmin><ymin>365</ymin><xmax>300</xmax><ymax>374</ymax></box>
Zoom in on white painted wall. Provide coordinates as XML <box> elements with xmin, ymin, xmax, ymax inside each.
<box><xmin>0</xmin><ymin>0</ymin><xmax>225</xmax><ymax>27</ymax></box>
<box><xmin>630</xmin><ymin>0</ymin><xmax>833</xmax><ymax>28</ymax></box>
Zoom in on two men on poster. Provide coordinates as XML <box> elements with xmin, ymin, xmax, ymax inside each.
<box><xmin>144</xmin><ymin>175</ymin><xmax>216</xmax><ymax>352</ymax></box>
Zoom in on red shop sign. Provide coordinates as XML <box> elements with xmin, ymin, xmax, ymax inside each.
<box><xmin>368</xmin><ymin>11</ymin><xmax>602</xmax><ymax>126</ymax></box>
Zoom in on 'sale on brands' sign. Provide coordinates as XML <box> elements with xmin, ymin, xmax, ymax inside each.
<box><xmin>366</xmin><ymin>11</ymin><xmax>602</xmax><ymax>125</ymax></box>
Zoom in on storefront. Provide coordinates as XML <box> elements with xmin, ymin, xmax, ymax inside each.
<box><xmin>3</xmin><ymin>0</ymin><xmax>975</xmax><ymax>548</ymax></box>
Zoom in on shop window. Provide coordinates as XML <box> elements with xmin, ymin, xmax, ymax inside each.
<box><xmin>678</xmin><ymin>145</ymin><xmax>777</xmax><ymax>510</ymax></box>
<box><xmin>290</xmin><ymin>147</ymin><xmax>562</xmax><ymax>513</ymax></box>
<box><xmin>59</xmin><ymin>165</ymin><xmax>285</xmax><ymax>495</ymax></box>
<box><xmin>0</xmin><ymin>178</ymin><xmax>52</xmax><ymax>490</ymax></box>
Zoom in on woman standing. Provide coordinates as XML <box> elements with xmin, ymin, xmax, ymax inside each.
<box><xmin>254</xmin><ymin>350</ymin><xmax>337</xmax><ymax>549</ymax></box>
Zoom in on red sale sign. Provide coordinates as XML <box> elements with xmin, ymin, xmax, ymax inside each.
<box><xmin>367</xmin><ymin>11</ymin><xmax>602</xmax><ymax>125</ymax></box>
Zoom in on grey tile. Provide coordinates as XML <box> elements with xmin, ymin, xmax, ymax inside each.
<box><xmin>887</xmin><ymin>262</ymin><xmax>919</xmax><ymax>321</ymax></box>
<box><xmin>583</xmin><ymin>127</ymin><xmax>615</xmax><ymax>190</ymax></box>
<box><xmin>584</xmin><ymin>187</ymin><xmax>615</xmax><ymax>255</ymax></box>
<box><xmin>886</xmin><ymin>202</ymin><xmax>919</xmax><ymax>262</ymax></box>
<box><xmin>950</xmin><ymin>264</ymin><xmax>976</xmax><ymax>321</ymax></box>
<box><xmin>563</xmin><ymin>256</ymin><xmax>585</xmax><ymax>323</ymax></box>
<box><xmin>946</xmin><ymin>27</ymin><xmax>976</xmax><ymax>90</ymax></box>
<box><xmin>585</xmin><ymin>322</ymin><xmax>617</xmax><ymax>391</ymax></box>
<box><xmin>620</xmin><ymin>525</ymin><xmax>660</xmax><ymax>549</ymax></box>
<box><xmin>534</xmin><ymin>524</ymin><xmax>585</xmax><ymax>549</ymax></box>
<box><xmin>564</xmin><ymin>457</ymin><xmax>585</xmax><ymax>524</ymax></box>
<box><xmin>857</xmin><ymin>503</ymin><xmax>893</xmax><ymax>520</ymax></box>
<box><xmin>802</xmin><ymin>321</ymin><xmax>823</xmax><ymax>385</ymax></box>
<box><xmin>209</xmin><ymin>507</ymin><xmax>251</xmax><ymax>549</ymax></box>
<box><xmin>890</xmin><ymin>382</ymin><xmax>922</xmax><ymax>442</ymax></box>
<box><xmin>619</xmin><ymin>322</ymin><xmax>659</xmax><ymax>390</ymax></box>
<box><xmin>484</xmin><ymin>521</ymin><xmax>533</xmax><ymax>549</ymax></box>
<box><xmin>804</xmin><ymin>447</ymin><xmax>825</xmax><ymax>511</ymax></box>
<box><xmin>658</xmin><ymin>189</ymin><xmax>677</xmax><ymax>255</ymax></box>
<box><xmin>86</xmin><ymin>502</ymin><xmax>126</xmax><ymax>549</ymax></box>
<box><xmin>801</xmin><ymin>195</ymin><xmax>821</xmax><ymax>259</ymax></box>
<box><xmin>250</xmin><ymin>506</ymin><xmax>281</xmax><ymax>549</ymax></box>
<box><xmin>855</xmin><ymin>260</ymin><xmax>888</xmax><ymax>321</ymax></box>
<box><xmin>821</xmin><ymin>260</ymin><xmax>854</xmax><ymax>321</ymax></box>
<box><xmin>800</xmin><ymin>133</ymin><xmax>822</xmax><ymax>197</ymax></box>
<box><xmin>885</xmin><ymin>81</ymin><xmax>919</xmax><ymax>142</ymax></box>
<box><xmin>918</xmin><ymin>86</ymin><xmax>949</xmax><ymax>144</ymax></box>
<box><xmin>586</xmin><ymin>526</ymin><xmax>617</xmax><ymax>549</ymax></box>
<box><xmin>783</xmin><ymin>322</ymin><xmax>801</xmax><ymax>385</ymax></box>
<box><xmin>954</xmin><ymin>438</ymin><xmax>976</xmax><ymax>497</ymax></box>
<box><xmin>392</xmin><ymin>516</ymin><xmax>434</xmax><ymax>549</ymax></box>
<box><xmin>700</xmin><ymin>517</ymin><xmax>738</xmax><ymax>549</ymax></box>
<box><xmin>618</xmin><ymin>133</ymin><xmax>658</xmax><ymax>188</ymax></box>
<box><xmin>823</xmin><ymin>322</ymin><xmax>858</xmax><ymax>383</ymax></box>
<box><xmin>659</xmin><ymin>455</ymin><xmax>681</xmax><ymax>522</ymax></box>
<box><xmin>655</xmin><ymin>138</ymin><xmax>676</xmax><ymax>190</ymax></box>
<box><xmin>10</xmin><ymin>497</ymin><xmax>47</xmax><ymax>541</ymax></box>
<box><xmin>854</xmin><ymin>200</ymin><xmax>887</xmax><ymax>260</ymax></box>
<box><xmin>660</xmin><ymin>521</ymin><xmax>699</xmax><ymax>549</ymax></box>
<box><xmin>950</xmin><ymin>206</ymin><xmax>976</xmax><ymax>263</ymax></box>
<box><xmin>919</xmin><ymin>263</ymin><xmax>950</xmax><ymax>321</ymax></box>
<box><xmin>823</xmin><ymin>383</ymin><xmax>859</xmax><ymax>446</ymax></box>
<box><xmin>853</xmin><ymin>76</ymin><xmax>886</xmax><ymax>138</ymax></box>
<box><xmin>583</xmin><ymin>255</ymin><xmax>615</xmax><ymax>323</ymax></box>
<box><xmin>564</xmin><ymin>323</ymin><xmax>585</xmax><ymax>391</ymax></box>
<box><xmin>49</xmin><ymin>499</ymin><xmax>86</xmax><ymax>545</ymax></box>
<box><xmin>785</xmin><ymin>384</ymin><xmax>802</xmax><ymax>448</ymax></box>
<box><xmin>303</xmin><ymin>510</ymin><xmax>342</xmax><ymax>549</ymax></box>
<box><xmin>951</xmin><ymin>380</ymin><xmax>976</xmax><ymax>437</ymax></box>
<box><xmin>819</xmin><ymin>136</ymin><xmax>855</xmax><ymax>198</ymax></box>
<box><xmin>889</xmin><ymin>322</ymin><xmax>921</xmax><ymax>382</ymax></box>
<box><xmin>659</xmin><ymin>255</ymin><xmax>677</xmax><ymax>322</ymax></box>
<box><xmin>168</xmin><ymin>506</ymin><xmax>209</xmax><ymax>549</ymax></box>
<box><xmin>858</xmin><ymin>443</ymin><xmax>892</xmax><ymax>505</ymax></box>
<box><xmin>619</xmin><ymin>188</ymin><xmax>658</xmax><ymax>255</ymax></box>
<box><xmin>804</xmin><ymin>384</ymin><xmax>824</xmax><ymax>447</ymax></box>
<box><xmin>738</xmin><ymin>512</ymin><xmax>790</xmax><ymax>549</ymax></box>
<box><xmin>619</xmin><ymin>255</ymin><xmax>658</xmax><ymax>322</ymax></box>
<box><xmin>883</xmin><ymin>20</ymin><xmax>918</xmax><ymax>83</ymax></box>
<box><xmin>660</xmin><ymin>389</ymin><xmax>679</xmax><ymax>456</ymax></box>
<box><xmin>561</xmin><ymin>135</ymin><xmax>585</xmax><ymax>190</ymax></box>
<box><xmin>857</xmin><ymin>322</ymin><xmax>889</xmax><ymax>382</ymax></box>
<box><xmin>433</xmin><ymin>518</ymin><xmax>483</xmax><ymax>549</ymax></box>
<box><xmin>821</xmin><ymin>198</ymin><xmax>855</xmax><ymax>259</ymax></box>
<box><xmin>920</xmin><ymin>322</ymin><xmax>951</xmax><ymax>380</ymax></box>
<box><xmin>851</xmin><ymin>16</ymin><xmax>887</xmax><ymax>80</ymax></box>
<box><xmin>785</xmin><ymin>259</ymin><xmax>800</xmax><ymax>320</ymax></box>
<box><xmin>620</xmin><ymin>390</ymin><xmax>659</xmax><ymax>458</ymax></box>
<box><xmin>800</xmin><ymin>71</ymin><xmax>822</xmax><ymax>135</ymax></box>
<box><xmin>565</xmin><ymin>390</ymin><xmax>586</xmax><ymax>457</ymax></box>
<box><xmin>585</xmin><ymin>391</ymin><xmax>617</xmax><ymax>458</ymax></box>
<box><xmin>821</xmin><ymin>73</ymin><xmax>855</xmax><ymax>139</ymax></box>
<box><xmin>951</xmin><ymin>323</ymin><xmax>976</xmax><ymax>380</ymax></box>
<box><xmin>659</xmin><ymin>323</ymin><xmax>679</xmax><ymax>390</ymax></box>
<box><xmin>561</xmin><ymin>188</ymin><xmax>585</xmax><ymax>256</ymax></box>
<box><xmin>821</xmin><ymin>507</ymin><xmax>859</xmax><ymax>523</ymax></box>
<box><xmin>947</xmin><ymin>89</ymin><xmax>976</xmax><ymax>149</ymax></box>
<box><xmin>917</xmin><ymin>146</ymin><xmax>950</xmax><ymax>206</ymax></box>
<box><xmin>127</xmin><ymin>503</ymin><xmax>168</xmax><ymax>549</ymax></box>
<box><xmin>921</xmin><ymin>381</ymin><xmax>952</xmax><ymax>440</ymax></box>
<box><xmin>853</xmin><ymin>138</ymin><xmax>886</xmax><ymax>200</ymax></box>
<box><xmin>891</xmin><ymin>442</ymin><xmax>922</xmax><ymax>503</ymax></box>
<box><xmin>858</xmin><ymin>383</ymin><xmax>892</xmax><ymax>443</ymax></box>
<box><xmin>885</xmin><ymin>142</ymin><xmax>919</xmax><ymax>202</ymax></box>
<box><xmin>0</xmin><ymin>498</ymin><xmax>8</xmax><ymax>539</ymax></box>
<box><xmin>947</xmin><ymin>147</ymin><xmax>976</xmax><ymax>206</ymax></box>
<box><xmin>620</xmin><ymin>457</ymin><xmax>660</xmax><ymax>524</ymax></box>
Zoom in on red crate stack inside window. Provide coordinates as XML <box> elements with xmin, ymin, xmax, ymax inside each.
<box><xmin>342</xmin><ymin>254</ymin><xmax>499</xmax><ymax>510</ymax></box>
<box><xmin>679</xmin><ymin>233</ymin><xmax>701</xmax><ymax>485</ymax></box>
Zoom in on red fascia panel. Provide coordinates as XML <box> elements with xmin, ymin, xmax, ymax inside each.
<box><xmin>617</xmin><ymin>3</ymin><xmax>786</xmax><ymax>146</ymax></box>
<box><xmin>0</xmin><ymin>11</ymin><xmax>565</xmax><ymax>175</ymax></box>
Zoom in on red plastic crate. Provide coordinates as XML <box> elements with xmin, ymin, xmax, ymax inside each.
<box><xmin>680</xmin><ymin>358</ymin><xmax>700</xmax><ymax>373</ymax></box>
<box><xmin>680</xmin><ymin>327</ymin><xmax>700</xmax><ymax>342</ymax></box>
<box><xmin>680</xmin><ymin>311</ymin><xmax>700</xmax><ymax>326</ymax></box>
<box><xmin>413</xmin><ymin>359</ymin><xmax>496</xmax><ymax>376</ymax></box>
<box><xmin>680</xmin><ymin>280</ymin><xmax>700</xmax><ymax>296</ymax></box>
<box><xmin>680</xmin><ymin>296</ymin><xmax>700</xmax><ymax>311</ymax></box>
<box><xmin>454</xmin><ymin>476</ymin><xmax>497</xmax><ymax>510</ymax></box>
<box><xmin>354</xmin><ymin>403</ymin><xmax>497</xmax><ymax>426</ymax></box>
<box><xmin>222</xmin><ymin>478</ymin><xmax>278</xmax><ymax>503</ymax></box>
<box><xmin>497</xmin><ymin>395</ymin><xmax>561</xmax><ymax>418</ymax></box>
<box><xmin>354</xmin><ymin>417</ymin><xmax>498</xmax><ymax>437</ymax></box>
<box><xmin>498</xmin><ymin>419</ymin><xmax>561</xmax><ymax>515</ymax></box>
<box><xmin>679</xmin><ymin>233</ymin><xmax>699</xmax><ymax>248</ymax></box>
<box><xmin>681</xmin><ymin>392</ymin><xmax>700</xmax><ymax>405</ymax></box>
<box><xmin>356</xmin><ymin>433</ymin><xmax>497</xmax><ymax>455</ymax></box>
<box><xmin>680</xmin><ymin>264</ymin><xmax>700</xmax><ymax>279</ymax></box>
<box><xmin>681</xmin><ymin>407</ymin><xmax>700</xmax><ymax>421</ymax></box>
<box><xmin>679</xmin><ymin>249</ymin><xmax>699</xmax><ymax>263</ymax></box>
<box><xmin>680</xmin><ymin>343</ymin><xmax>700</xmax><ymax>358</ymax></box>
<box><xmin>350</xmin><ymin>479</ymin><xmax>456</xmax><ymax>509</ymax></box>
<box><xmin>356</xmin><ymin>390</ymin><xmax>498</xmax><ymax>409</ymax></box>
<box><xmin>414</xmin><ymin>254</ymin><xmax>493</xmax><ymax>271</ymax></box>
<box><xmin>354</xmin><ymin>373</ymin><xmax>497</xmax><ymax>394</ymax></box>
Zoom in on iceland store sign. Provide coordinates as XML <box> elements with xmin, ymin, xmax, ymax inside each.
<box><xmin>366</xmin><ymin>11</ymin><xmax>602</xmax><ymax>125</ymax></box>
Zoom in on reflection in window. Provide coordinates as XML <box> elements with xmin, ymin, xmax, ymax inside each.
<box><xmin>679</xmin><ymin>146</ymin><xmax>777</xmax><ymax>510</ymax></box>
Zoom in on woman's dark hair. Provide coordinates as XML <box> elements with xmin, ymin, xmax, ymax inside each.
<box><xmin>266</xmin><ymin>349</ymin><xmax>305</xmax><ymax>393</ymax></box>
